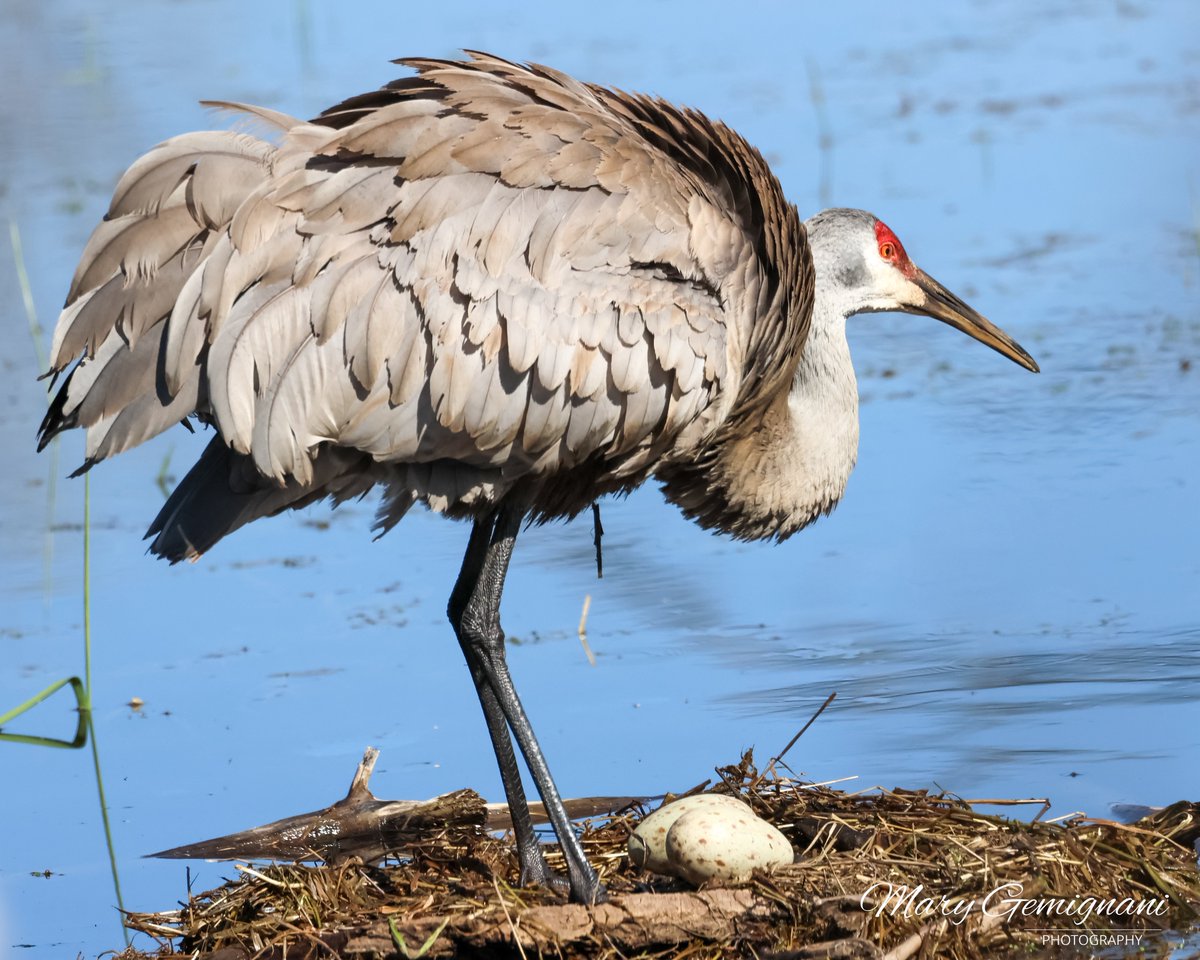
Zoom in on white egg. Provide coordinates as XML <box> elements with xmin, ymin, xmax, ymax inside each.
<box><xmin>665</xmin><ymin>805</ymin><xmax>793</xmax><ymax>886</ymax></box>
<box><xmin>628</xmin><ymin>794</ymin><xmax>752</xmax><ymax>875</ymax></box>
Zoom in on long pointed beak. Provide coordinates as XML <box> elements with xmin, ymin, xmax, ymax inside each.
<box><xmin>907</xmin><ymin>268</ymin><xmax>1039</xmax><ymax>373</ymax></box>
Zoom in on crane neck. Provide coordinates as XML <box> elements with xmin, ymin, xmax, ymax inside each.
<box><xmin>754</xmin><ymin>214</ymin><xmax>879</xmax><ymax>533</ymax></box>
<box><xmin>656</xmin><ymin>214</ymin><xmax>865</xmax><ymax>542</ymax></box>
<box><xmin>654</xmin><ymin>276</ymin><xmax>860</xmax><ymax>542</ymax></box>
<box><xmin>779</xmin><ymin>284</ymin><xmax>860</xmax><ymax>530</ymax></box>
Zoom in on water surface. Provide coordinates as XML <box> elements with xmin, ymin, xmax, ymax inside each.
<box><xmin>0</xmin><ymin>1</ymin><xmax>1197</xmax><ymax>956</ymax></box>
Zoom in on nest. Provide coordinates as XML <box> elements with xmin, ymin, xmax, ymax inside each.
<box><xmin>123</xmin><ymin>752</ymin><xmax>1200</xmax><ymax>959</ymax></box>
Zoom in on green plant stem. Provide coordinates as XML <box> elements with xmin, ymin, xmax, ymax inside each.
<box><xmin>0</xmin><ymin>676</ymin><xmax>87</xmax><ymax>748</ymax></box>
<box><xmin>43</xmin><ymin>440</ymin><xmax>59</xmax><ymax>612</ymax></box>
<box><xmin>86</xmin><ymin>711</ymin><xmax>128</xmax><ymax>943</ymax></box>
<box><xmin>83</xmin><ymin>473</ymin><xmax>93</xmax><ymax>703</ymax></box>
<box><xmin>11</xmin><ymin>217</ymin><xmax>61</xmax><ymax>615</ymax></box>
<box><xmin>8</xmin><ymin>211</ymin><xmax>127</xmax><ymax>949</ymax></box>
<box><xmin>81</xmin><ymin>475</ymin><xmax>127</xmax><ymax>943</ymax></box>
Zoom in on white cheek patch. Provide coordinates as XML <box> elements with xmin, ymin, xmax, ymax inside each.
<box><xmin>862</xmin><ymin>251</ymin><xmax>918</xmax><ymax>311</ymax></box>
<box><xmin>902</xmin><ymin>275</ymin><xmax>928</xmax><ymax>309</ymax></box>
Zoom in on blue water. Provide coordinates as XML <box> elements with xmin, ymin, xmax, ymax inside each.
<box><xmin>1</xmin><ymin>1</ymin><xmax>1197</xmax><ymax>956</ymax></box>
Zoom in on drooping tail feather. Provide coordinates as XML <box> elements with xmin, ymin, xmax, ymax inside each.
<box><xmin>146</xmin><ymin>437</ymin><xmax>383</xmax><ymax>563</ymax></box>
<box><xmin>40</xmin><ymin>129</ymin><xmax>278</xmax><ymax>473</ymax></box>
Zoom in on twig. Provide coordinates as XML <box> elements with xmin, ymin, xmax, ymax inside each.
<box><xmin>9</xmin><ymin>220</ymin><xmax>44</xmax><ymax>370</ymax></box>
<box><xmin>755</xmin><ymin>691</ymin><xmax>836</xmax><ymax>786</ymax></box>
<box><xmin>883</xmin><ymin>919</ymin><xmax>948</xmax><ymax>960</ymax></box>
<box><xmin>236</xmin><ymin>864</ymin><xmax>302</xmax><ymax>889</ymax></box>
<box><xmin>577</xmin><ymin>595</ymin><xmax>596</xmax><ymax>666</ymax></box>
<box><xmin>881</xmin><ymin>927</ymin><xmax>924</xmax><ymax>960</ymax></box>
<box><xmin>492</xmin><ymin>874</ymin><xmax>528</xmax><ymax>960</ymax></box>
<box><xmin>348</xmin><ymin>746</ymin><xmax>380</xmax><ymax>797</ymax></box>
<box><xmin>805</xmin><ymin>60</ymin><xmax>834</xmax><ymax>208</ymax></box>
<box><xmin>962</xmin><ymin>796</ymin><xmax>1052</xmax><ymax>822</ymax></box>
<box><xmin>798</xmin><ymin>775</ymin><xmax>859</xmax><ymax>790</ymax></box>
<box><xmin>960</xmin><ymin>797</ymin><xmax>1052</xmax><ymax>806</ymax></box>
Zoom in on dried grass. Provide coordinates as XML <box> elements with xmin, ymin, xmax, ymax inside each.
<box><xmin>124</xmin><ymin>752</ymin><xmax>1199</xmax><ymax>959</ymax></box>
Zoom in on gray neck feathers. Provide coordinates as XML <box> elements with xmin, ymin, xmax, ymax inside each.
<box><xmin>745</xmin><ymin>220</ymin><xmax>864</xmax><ymax>536</ymax></box>
<box><xmin>773</xmin><ymin>221</ymin><xmax>867</xmax><ymax>527</ymax></box>
<box><xmin>782</xmin><ymin>282</ymin><xmax>860</xmax><ymax>527</ymax></box>
<box><xmin>656</xmin><ymin>212</ymin><xmax>865</xmax><ymax>541</ymax></box>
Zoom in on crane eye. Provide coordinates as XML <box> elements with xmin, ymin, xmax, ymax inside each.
<box><xmin>879</xmin><ymin>241</ymin><xmax>896</xmax><ymax>261</ymax></box>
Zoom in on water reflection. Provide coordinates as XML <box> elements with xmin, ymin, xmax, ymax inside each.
<box><xmin>719</xmin><ymin>624</ymin><xmax>1200</xmax><ymax>716</ymax></box>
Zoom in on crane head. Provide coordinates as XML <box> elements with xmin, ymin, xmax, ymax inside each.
<box><xmin>807</xmin><ymin>209</ymin><xmax>1039</xmax><ymax>373</ymax></box>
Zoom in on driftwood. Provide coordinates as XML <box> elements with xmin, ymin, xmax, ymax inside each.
<box><xmin>149</xmin><ymin>747</ymin><xmax>647</xmax><ymax>864</ymax></box>
<box><xmin>129</xmin><ymin>884</ymin><xmax>883</xmax><ymax>960</ymax></box>
<box><xmin>312</xmin><ymin>889</ymin><xmax>830</xmax><ymax>959</ymax></box>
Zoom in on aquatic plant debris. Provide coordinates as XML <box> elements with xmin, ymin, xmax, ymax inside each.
<box><xmin>121</xmin><ymin>751</ymin><xmax>1199</xmax><ymax>959</ymax></box>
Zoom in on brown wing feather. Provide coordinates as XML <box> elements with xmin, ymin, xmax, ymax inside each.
<box><xmin>42</xmin><ymin>52</ymin><xmax>813</xmax><ymax>554</ymax></box>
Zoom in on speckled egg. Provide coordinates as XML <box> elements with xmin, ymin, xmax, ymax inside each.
<box><xmin>664</xmin><ymin>803</ymin><xmax>793</xmax><ymax>885</ymax></box>
<box><xmin>628</xmin><ymin>794</ymin><xmax>751</xmax><ymax>875</ymax></box>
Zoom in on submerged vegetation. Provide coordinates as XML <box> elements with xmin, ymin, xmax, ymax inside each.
<box><xmin>123</xmin><ymin>752</ymin><xmax>1200</xmax><ymax>959</ymax></box>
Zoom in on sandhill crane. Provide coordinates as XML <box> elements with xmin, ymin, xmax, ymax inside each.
<box><xmin>38</xmin><ymin>52</ymin><xmax>1038</xmax><ymax>904</ymax></box>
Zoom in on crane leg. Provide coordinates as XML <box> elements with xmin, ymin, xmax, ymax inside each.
<box><xmin>448</xmin><ymin>506</ymin><xmax>606</xmax><ymax>905</ymax></box>
<box><xmin>448</xmin><ymin>515</ymin><xmax>556</xmax><ymax>889</ymax></box>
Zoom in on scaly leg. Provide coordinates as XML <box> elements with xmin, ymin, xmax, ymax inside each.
<box><xmin>447</xmin><ymin>506</ymin><xmax>605</xmax><ymax>904</ymax></box>
<box><xmin>448</xmin><ymin>514</ymin><xmax>556</xmax><ymax>887</ymax></box>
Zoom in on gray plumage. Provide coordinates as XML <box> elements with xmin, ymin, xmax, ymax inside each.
<box><xmin>40</xmin><ymin>52</ymin><xmax>818</xmax><ymax>554</ymax></box>
<box><xmin>39</xmin><ymin>52</ymin><xmax>1037</xmax><ymax>904</ymax></box>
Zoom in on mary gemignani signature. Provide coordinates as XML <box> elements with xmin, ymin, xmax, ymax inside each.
<box><xmin>860</xmin><ymin>880</ymin><xmax>1170</xmax><ymax>927</ymax></box>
